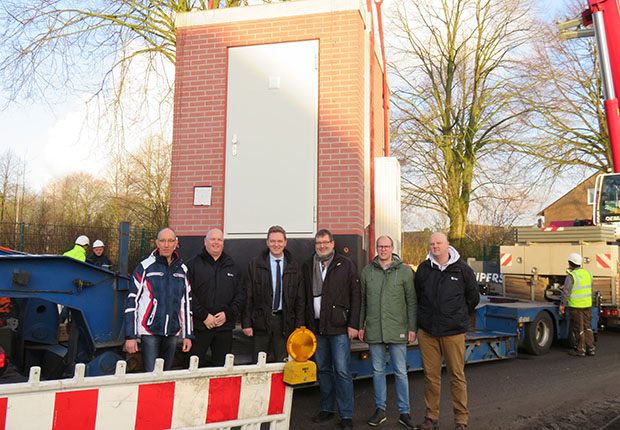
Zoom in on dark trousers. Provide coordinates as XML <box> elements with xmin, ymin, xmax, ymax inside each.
<box><xmin>190</xmin><ymin>329</ymin><xmax>232</xmax><ymax>367</ymax></box>
<box><xmin>252</xmin><ymin>312</ymin><xmax>287</xmax><ymax>363</ymax></box>
<box><xmin>570</xmin><ymin>307</ymin><xmax>595</xmax><ymax>353</ymax></box>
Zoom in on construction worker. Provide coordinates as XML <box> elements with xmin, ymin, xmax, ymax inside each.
<box><xmin>87</xmin><ymin>239</ymin><xmax>113</xmax><ymax>268</ymax></box>
<box><xmin>560</xmin><ymin>253</ymin><xmax>595</xmax><ymax>357</ymax></box>
<box><xmin>63</xmin><ymin>235</ymin><xmax>90</xmax><ymax>262</ymax></box>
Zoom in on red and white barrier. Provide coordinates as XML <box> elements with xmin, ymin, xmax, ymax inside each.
<box><xmin>0</xmin><ymin>353</ymin><xmax>292</xmax><ymax>430</ymax></box>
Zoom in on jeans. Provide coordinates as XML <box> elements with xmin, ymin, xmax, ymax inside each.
<box><xmin>140</xmin><ymin>335</ymin><xmax>177</xmax><ymax>372</ymax></box>
<box><xmin>369</xmin><ymin>343</ymin><xmax>410</xmax><ymax>414</ymax></box>
<box><xmin>315</xmin><ymin>332</ymin><xmax>354</xmax><ymax>419</ymax></box>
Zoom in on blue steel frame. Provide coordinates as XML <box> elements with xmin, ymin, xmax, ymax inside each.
<box><xmin>0</xmin><ymin>255</ymin><xmax>129</xmax><ymax>375</ymax></box>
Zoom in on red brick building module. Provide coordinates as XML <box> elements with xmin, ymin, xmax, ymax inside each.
<box><xmin>171</xmin><ymin>0</ymin><xmax>388</xmax><ymax>269</ymax></box>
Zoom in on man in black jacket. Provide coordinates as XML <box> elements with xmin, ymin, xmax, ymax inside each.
<box><xmin>242</xmin><ymin>225</ymin><xmax>305</xmax><ymax>362</ymax></box>
<box><xmin>86</xmin><ymin>239</ymin><xmax>113</xmax><ymax>268</ymax></box>
<box><xmin>415</xmin><ymin>232</ymin><xmax>479</xmax><ymax>430</ymax></box>
<box><xmin>303</xmin><ymin>229</ymin><xmax>360</xmax><ymax>430</ymax></box>
<box><xmin>186</xmin><ymin>228</ymin><xmax>245</xmax><ymax>367</ymax></box>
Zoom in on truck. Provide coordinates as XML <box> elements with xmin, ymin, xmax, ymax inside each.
<box><xmin>500</xmin><ymin>0</ymin><xmax>620</xmax><ymax>331</ymax></box>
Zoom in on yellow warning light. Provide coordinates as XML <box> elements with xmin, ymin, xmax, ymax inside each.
<box><xmin>283</xmin><ymin>326</ymin><xmax>317</xmax><ymax>386</ymax></box>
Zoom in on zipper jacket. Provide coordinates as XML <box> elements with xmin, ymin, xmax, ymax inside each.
<box><xmin>125</xmin><ymin>250</ymin><xmax>193</xmax><ymax>339</ymax></box>
<box><xmin>360</xmin><ymin>255</ymin><xmax>417</xmax><ymax>344</ymax></box>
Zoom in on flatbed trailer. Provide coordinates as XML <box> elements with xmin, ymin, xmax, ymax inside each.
<box><xmin>348</xmin><ymin>296</ymin><xmax>597</xmax><ymax>379</ymax></box>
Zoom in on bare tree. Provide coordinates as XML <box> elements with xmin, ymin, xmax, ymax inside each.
<box><xmin>101</xmin><ymin>135</ymin><xmax>172</xmax><ymax>230</ymax></box>
<box><xmin>42</xmin><ymin>172</ymin><xmax>107</xmax><ymax>226</ymax></box>
<box><xmin>520</xmin><ymin>2</ymin><xmax>610</xmax><ymax>173</ymax></box>
<box><xmin>0</xmin><ymin>150</ymin><xmax>21</xmax><ymax>224</ymax></box>
<box><xmin>0</xmin><ymin>1</ymin><xmax>283</xmax><ymax>105</ymax></box>
<box><xmin>390</xmin><ymin>0</ymin><xmax>541</xmax><ymax>245</ymax></box>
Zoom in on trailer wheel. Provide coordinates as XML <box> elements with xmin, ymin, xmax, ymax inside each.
<box><xmin>523</xmin><ymin>312</ymin><xmax>554</xmax><ymax>355</ymax></box>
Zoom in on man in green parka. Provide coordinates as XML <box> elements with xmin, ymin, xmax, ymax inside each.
<box><xmin>359</xmin><ymin>235</ymin><xmax>417</xmax><ymax>429</ymax></box>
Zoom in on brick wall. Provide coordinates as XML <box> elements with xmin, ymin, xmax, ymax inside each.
<box><xmin>171</xmin><ymin>7</ymin><xmax>384</xmax><ymax>238</ymax></box>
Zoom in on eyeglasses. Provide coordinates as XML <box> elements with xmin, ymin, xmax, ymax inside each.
<box><xmin>158</xmin><ymin>239</ymin><xmax>177</xmax><ymax>244</ymax></box>
<box><xmin>377</xmin><ymin>245</ymin><xmax>393</xmax><ymax>250</ymax></box>
<box><xmin>315</xmin><ymin>241</ymin><xmax>332</xmax><ymax>246</ymax></box>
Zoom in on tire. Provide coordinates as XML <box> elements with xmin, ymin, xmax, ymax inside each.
<box><xmin>523</xmin><ymin>311</ymin><xmax>554</xmax><ymax>355</ymax></box>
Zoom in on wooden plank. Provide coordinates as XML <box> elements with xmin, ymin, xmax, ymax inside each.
<box><xmin>504</xmin><ymin>275</ymin><xmax>547</xmax><ymax>301</ymax></box>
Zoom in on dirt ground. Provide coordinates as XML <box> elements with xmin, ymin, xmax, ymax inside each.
<box><xmin>507</xmin><ymin>398</ymin><xmax>620</xmax><ymax>430</ymax></box>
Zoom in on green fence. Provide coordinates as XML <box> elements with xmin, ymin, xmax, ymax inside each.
<box><xmin>0</xmin><ymin>222</ymin><xmax>158</xmax><ymax>274</ymax></box>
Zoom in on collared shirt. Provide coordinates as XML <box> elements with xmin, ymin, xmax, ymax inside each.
<box><xmin>320</xmin><ymin>260</ymin><xmax>329</xmax><ymax>280</ymax></box>
<box><xmin>270</xmin><ymin>253</ymin><xmax>284</xmax><ymax>311</ymax></box>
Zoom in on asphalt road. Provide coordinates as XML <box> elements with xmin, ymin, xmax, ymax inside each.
<box><xmin>290</xmin><ymin>330</ymin><xmax>620</xmax><ymax>430</ymax></box>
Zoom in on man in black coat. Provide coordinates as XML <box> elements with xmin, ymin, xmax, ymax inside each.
<box><xmin>415</xmin><ymin>232</ymin><xmax>479</xmax><ymax>430</ymax></box>
<box><xmin>86</xmin><ymin>239</ymin><xmax>113</xmax><ymax>268</ymax></box>
<box><xmin>303</xmin><ymin>229</ymin><xmax>360</xmax><ymax>430</ymax></box>
<box><xmin>186</xmin><ymin>228</ymin><xmax>245</xmax><ymax>367</ymax></box>
<box><xmin>242</xmin><ymin>225</ymin><xmax>305</xmax><ymax>362</ymax></box>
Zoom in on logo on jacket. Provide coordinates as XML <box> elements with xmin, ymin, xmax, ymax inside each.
<box><xmin>227</xmin><ymin>272</ymin><xmax>234</xmax><ymax>277</ymax></box>
<box><xmin>147</xmin><ymin>272</ymin><xmax>164</xmax><ymax>277</ymax></box>
<box><xmin>451</xmin><ymin>276</ymin><xmax>459</xmax><ymax>281</ymax></box>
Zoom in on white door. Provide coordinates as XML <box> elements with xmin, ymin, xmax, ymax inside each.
<box><xmin>224</xmin><ymin>40</ymin><xmax>318</xmax><ymax>238</ymax></box>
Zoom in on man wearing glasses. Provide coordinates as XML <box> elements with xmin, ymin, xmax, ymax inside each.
<box><xmin>359</xmin><ymin>235</ymin><xmax>417</xmax><ymax>429</ymax></box>
<box><xmin>124</xmin><ymin>227</ymin><xmax>193</xmax><ymax>372</ymax></box>
<box><xmin>303</xmin><ymin>229</ymin><xmax>360</xmax><ymax>430</ymax></box>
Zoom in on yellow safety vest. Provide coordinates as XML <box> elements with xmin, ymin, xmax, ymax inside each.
<box><xmin>63</xmin><ymin>244</ymin><xmax>86</xmax><ymax>262</ymax></box>
<box><xmin>568</xmin><ymin>268</ymin><xmax>593</xmax><ymax>308</ymax></box>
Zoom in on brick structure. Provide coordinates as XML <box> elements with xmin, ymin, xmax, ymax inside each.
<box><xmin>171</xmin><ymin>0</ymin><xmax>387</xmax><ymax>269</ymax></box>
<box><xmin>537</xmin><ymin>173</ymin><xmax>598</xmax><ymax>226</ymax></box>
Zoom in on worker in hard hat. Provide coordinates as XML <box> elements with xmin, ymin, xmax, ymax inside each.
<box><xmin>560</xmin><ymin>253</ymin><xmax>595</xmax><ymax>357</ymax></box>
<box><xmin>86</xmin><ymin>239</ymin><xmax>113</xmax><ymax>268</ymax></box>
<box><xmin>63</xmin><ymin>235</ymin><xmax>90</xmax><ymax>262</ymax></box>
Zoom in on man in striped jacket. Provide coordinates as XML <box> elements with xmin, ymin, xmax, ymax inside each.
<box><xmin>124</xmin><ymin>227</ymin><xmax>193</xmax><ymax>371</ymax></box>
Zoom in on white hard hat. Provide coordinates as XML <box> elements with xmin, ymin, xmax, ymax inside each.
<box><xmin>568</xmin><ymin>253</ymin><xmax>582</xmax><ymax>266</ymax></box>
<box><xmin>75</xmin><ymin>235</ymin><xmax>90</xmax><ymax>246</ymax></box>
<box><xmin>92</xmin><ymin>239</ymin><xmax>105</xmax><ymax>248</ymax></box>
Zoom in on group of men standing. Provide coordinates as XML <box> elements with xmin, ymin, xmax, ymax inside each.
<box><xmin>309</xmin><ymin>231</ymin><xmax>479</xmax><ymax>430</ymax></box>
<box><xmin>122</xmin><ymin>227</ymin><xmax>480</xmax><ymax>430</ymax></box>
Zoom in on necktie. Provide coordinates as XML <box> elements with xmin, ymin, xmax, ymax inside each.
<box><xmin>273</xmin><ymin>259</ymin><xmax>282</xmax><ymax>310</ymax></box>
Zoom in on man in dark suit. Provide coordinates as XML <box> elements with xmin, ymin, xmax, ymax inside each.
<box><xmin>242</xmin><ymin>225</ymin><xmax>305</xmax><ymax>362</ymax></box>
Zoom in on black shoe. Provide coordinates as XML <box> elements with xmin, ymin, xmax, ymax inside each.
<box><xmin>420</xmin><ymin>417</ymin><xmax>438</xmax><ymax>430</ymax></box>
<box><xmin>312</xmin><ymin>410</ymin><xmax>335</xmax><ymax>423</ymax></box>
<box><xmin>340</xmin><ymin>418</ymin><xmax>354</xmax><ymax>429</ymax></box>
<box><xmin>586</xmin><ymin>349</ymin><xmax>596</xmax><ymax>356</ymax></box>
<box><xmin>399</xmin><ymin>413</ymin><xmax>417</xmax><ymax>429</ymax></box>
<box><xmin>568</xmin><ymin>349</ymin><xmax>586</xmax><ymax>357</ymax></box>
<box><xmin>368</xmin><ymin>408</ymin><xmax>386</xmax><ymax>426</ymax></box>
